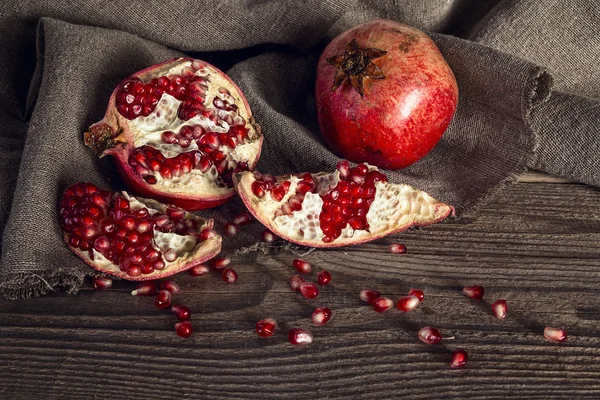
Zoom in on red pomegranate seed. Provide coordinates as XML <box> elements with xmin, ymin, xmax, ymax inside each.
<box><xmin>262</xmin><ymin>229</ymin><xmax>277</xmax><ymax>242</ymax></box>
<box><xmin>372</xmin><ymin>297</ymin><xmax>394</xmax><ymax>312</ymax></box>
<box><xmin>131</xmin><ymin>281</ymin><xmax>157</xmax><ymax>296</ymax></box>
<box><xmin>360</xmin><ymin>289</ymin><xmax>381</xmax><ymax>304</ymax></box>
<box><xmin>171</xmin><ymin>304</ymin><xmax>191</xmax><ymax>322</ymax></box>
<box><xmin>256</xmin><ymin>318</ymin><xmax>277</xmax><ymax>338</ymax></box>
<box><xmin>288</xmin><ymin>328</ymin><xmax>313</xmax><ymax>346</ymax></box>
<box><xmin>418</xmin><ymin>326</ymin><xmax>443</xmax><ymax>344</ymax></box>
<box><xmin>312</xmin><ymin>307</ymin><xmax>332</xmax><ymax>326</ymax></box>
<box><xmin>233</xmin><ymin>212</ymin><xmax>253</xmax><ymax>226</ymax></box>
<box><xmin>300</xmin><ymin>282</ymin><xmax>319</xmax><ymax>299</ymax></box>
<box><xmin>450</xmin><ymin>349</ymin><xmax>468</xmax><ymax>369</ymax></box>
<box><xmin>189</xmin><ymin>264</ymin><xmax>209</xmax><ymax>276</ymax></box>
<box><xmin>317</xmin><ymin>270</ymin><xmax>332</xmax><ymax>286</ymax></box>
<box><xmin>164</xmin><ymin>249</ymin><xmax>178</xmax><ymax>262</ymax></box>
<box><xmin>199</xmin><ymin>228</ymin><xmax>217</xmax><ymax>241</ymax></box>
<box><xmin>462</xmin><ymin>285</ymin><xmax>485</xmax><ymax>300</ymax></box>
<box><xmin>289</xmin><ymin>274</ymin><xmax>305</xmax><ymax>291</ymax></box>
<box><xmin>93</xmin><ymin>276</ymin><xmax>112</xmax><ymax>290</ymax></box>
<box><xmin>389</xmin><ymin>243</ymin><xmax>407</xmax><ymax>254</ymax></box>
<box><xmin>292</xmin><ymin>258</ymin><xmax>312</xmax><ymax>274</ymax></box>
<box><xmin>222</xmin><ymin>268</ymin><xmax>238</xmax><ymax>284</ymax></box>
<box><xmin>492</xmin><ymin>299</ymin><xmax>507</xmax><ymax>319</ymax></box>
<box><xmin>224</xmin><ymin>222</ymin><xmax>239</xmax><ymax>237</ymax></box>
<box><xmin>336</xmin><ymin>160</ymin><xmax>350</xmax><ymax>178</ymax></box>
<box><xmin>251</xmin><ymin>181</ymin><xmax>266</xmax><ymax>198</ymax></box>
<box><xmin>210</xmin><ymin>257</ymin><xmax>230</xmax><ymax>270</ymax></box>
<box><xmin>160</xmin><ymin>280</ymin><xmax>180</xmax><ymax>294</ymax></box>
<box><xmin>544</xmin><ymin>327</ymin><xmax>567</xmax><ymax>342</ymax></box>
<box><xmin>155</xmin><ymin>289</ymin><xmax>172</xmax><ymax>309</ymax></box>
<box><xmin>396</xmin><ymin>295</ymin><xmax>420</xmax><ymax>312</ymax></box>
<box><xmin>127</xmin><ymin>264</ymin><xmax>142</xmax><ymax>277</ymax></box>
<box><xmin>408</xmin><ymin>289</ymin><xmax>424</xmax><ymax>302</ymax></box>
<box><xmin>175</xmin><ymin>321</ymin><xmax>193</xmax><ymax>338</ymax></box>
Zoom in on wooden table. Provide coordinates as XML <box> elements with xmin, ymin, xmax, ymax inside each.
<box><xmin>1</xmin><ymin>172</ymin><xmax>599</xmax><ymax>399</ymax></box>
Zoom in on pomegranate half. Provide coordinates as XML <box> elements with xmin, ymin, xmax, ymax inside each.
<box><xmin>85</xmin><ymin>57</ymin><xmax>262</xmax><ymax>210</ymax></box>
<box><xmin>234</xmin><ymin>161</ymin><xmax>453</xmax><ymax>247</ymax></box>
<box><xmin>59</xmin><ymin>182</ymin><xmax>222</xmax><ymax>280</ymax></box>
<box><xmin>316</xmin><ymin>19</ymin><xmax>458</xmax><ymax>170</ymax></box>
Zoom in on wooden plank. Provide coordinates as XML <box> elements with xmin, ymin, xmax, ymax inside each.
<box><xmin>1</xmin><ymin>179</ymin><xmax>600</xmax><ymax>399</ymax></box>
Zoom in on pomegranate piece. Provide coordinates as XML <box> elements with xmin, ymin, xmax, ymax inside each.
<box><xmin>131</xmin><ymin>281</ymin><xmax>157</xmax><ymax>296</ymax></box>
<box><xmin>171</xmin><ymin>304</ymin><xmax>191</xmax><ymax>322</ymax></box>
<box><xmin>360</xmin><ymin>289</ymin><xmax>381</xmax><ymax>304</ymax></box>
<box><xmin>396</xmin><ymin>295</ymin><xmax>420</xmax><ymax>312</ymax></box>
<box><xmin>84</xmin><ymin>58</ymin><xmax>263</xmax><ymax>210</ymax></box>
<box><xmin>299</xmin><ymin>282</ymin><xmax>319</xmax><ymax>299</ymax></box>
<box><xmin>292</xmin><ymin>258</ymin><xmax>312</xmax><ymax>274</ymax></box>
<box><xmin>262</xmin><ymin>229</ymin><xmax>277</xmax><ymax>243</ymax></box>
<box><xmin>160</xmin><ymin>280</ymin><xmax>180</xmax><ymax>294</ymax></box>
<box><xmin>372</xmin><ymin>297</ymin><xmax>394</xmax><ymax>313</ymax></box>
<box><xmin>234</xmin><ymin>162</ymin><xmax>453</xmax><ymax>247</ymax></box>
<box><xmin>59</xmin><ymin>183</ymin><xmax>222</xmax><ymax>281</ymax></box>
<box><xmin>544</xmin><ymin>327</ymin><xmax>567</xmax><ymax>343</ymax></box>
<box><xmin>315</xmin><ymin>20</ymin><xmax>458</xmax><ymax>170</ymax></box>
<box><xmin>408</xmin><ymin>289</ymin><xmax>424</xmax><ymax>302</ymax></box>
<box><xmin>92</xmin><ymin>276</ymin><xmax>113</xmax><ymax>290</ymax></box>
<box><xmin>189</xmin><ymin>264</ymin><xmax>209</xmax><ymax>276</ymax></box>
<box><xmin>450</xmin><ymin>349</ymin><xmax>468</xmax><ymax>369</ymax></box>
<box><xmin>462</xmin><ymin>285</ymin><xmax>484</xmax><ymax>300</ymax></box>
<box><xmin>492</xmin><ymin>300</ymin><xmax>507</xmax><ymax>319</ymax></box>
<box><xmin>389</xmin><ymin>243</ymin><xmax>407</xmax><ymax>254</ymax></box>
<box><xmin>418</xmin><ymin>326</ymin><xmax>442</xmax><ymax>345</ymax></box>
<box><xmin>210</xmin><ymin>257</ymin><xmax>230</xmax><ymax>270</ymax></box>
<box><xmin>289</xmin><ymin>274</ymin><xmax>305</xmax><ymax>292</ymax></box>
<box><xmin>222</xmin><ymin>268</ymin><xmax>238</xmax><ymax>284</ymax></box>
<box><xmin>175</xmin><ymin>321</ymin><xmax>193</xmax><ymax>338</ymax></box>
<box><xmin>256</xmin><ymin>318</ymin><xmax>277</xmax><ymax>338</ymax></box>
<box><xmin>312</xmin><ymin>307</ymin><xmax>332</xmax><ymax>326</ymax></box>
<box><xmin>317</xmin><ymin>270</ymin><xmax>332</xmax><ymax>286</ymax></box>
<box><xmin>155</xmin><ymin>289</ymin><xmax>172</xmax><ymax>309</ymax></box>
<box><xmin>288</xmin><ymin>328</ymin><xmax>313</xmax><ymax>346</ymax></box>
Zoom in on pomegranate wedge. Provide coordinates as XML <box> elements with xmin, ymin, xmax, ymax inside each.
<box><xmin>234</xmin><ymin>161</ymin><xmax>453</xmax><ymax>247</ymax></box>
<box><xmin>84</xmin><ymin>58</ymin><xmax>263</xmax><ymax>210</ymax></box>
<box><xmin>59</xmin><ymin>182</ymin><xmax>222</xmax><ymax>280</ymax></box>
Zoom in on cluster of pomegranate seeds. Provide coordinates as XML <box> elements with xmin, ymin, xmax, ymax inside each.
<box><xmin>131</xmin><ymin>281</ymin><xmax>157</xmax><ymax>296</ymax></box>
<box><xmin>544</xmin><ymin>327</ymin><xmax>567</xmax><ymax>342</ymax></box>
<box><xmin>492</xmin><ymin>300</ymin><xmax>507</xmax><ymax>319</ymax></box>
<box><xmin>189</xmin><ymin>264</ymin><xmax>209</xmax><ymax>276</ymax></box>
<box><xmin>317</xmin><ymin>270</ymin><xmax>332</xmax><ymax>286</ymax></box>
<box><xmin>372</xmin><ymin>297</ymin><xmax>394</xmax><ymax>313</ymax></box>
<box><xmin>396</xmin><ymin>295</ymin><xmax>420</xmax><ymax>312</ymax></box>
<box><xmin>93</xmin><ymin>276</ymin><xmax>113</xmax><ymax>290</ymax></box>
<box><xmin>462</xmin><ymin>285</ymin><xmax>484</xmax><ymax>300</ymax></box>
<box><xmin>222</xmin><ymin>268</ymin><xmax>238</xmax><ymax>284</ymax></box>
<box><xmin>389</xmin><ymin>243</ymin><xmax>407</xmax><ymax>254</ymax></box>
<box><xmin>312</xmin><ymin>307</ymin><xmax>332</xmax><ymax>326</ymax></box>
<box><xmin>418</xmin><ymin>326</ymin><xmax>443</xmax><ymax>345</ymax></box>
<box><xmin>292</xmin><ymin>258</ymin><xmax>312</xmax><ymax>274</ymax></box>
<box><xmin>288</xmin><ymin>328</ymin><xmax>313</xmax><ymax>346</ymax></box>
<box><xmin>256</xmin><ymin>318</ymin><xmax>277</xmax><ymax>338</ymax></box>
<box><xmin>59</xmin><ymin>183</ymin><xmax>205</xmax><ymax>278</ymax></box>
<box><xmin>450</xmin><ymin>349</ymin><xmax>468</xmax><ymax>369</ymax></box>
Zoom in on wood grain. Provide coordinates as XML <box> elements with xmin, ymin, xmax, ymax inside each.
<box><xmin>1</xmin><ymin>176</ymin><xmax>600</xmax><ymax>399</ymax></box>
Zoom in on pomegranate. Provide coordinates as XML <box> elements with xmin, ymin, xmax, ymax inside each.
<box><xmin>234</xmin><ymin>161</ymin><xmax>452</xmax><ymax>247</ymax></box>
<box><xmin>84</xmin><ymin>58</ymin><xmax>263</xmax><ymax>210</ymax></box>
<box><xmin>315</xmin><ymin>20</ymin><xmax>458</xmax><ymax>170</ymax></box>
<box><xmin>59</xmin><ymin>182</ymin><xmax>221</xmax><ymax>280</ymax></box>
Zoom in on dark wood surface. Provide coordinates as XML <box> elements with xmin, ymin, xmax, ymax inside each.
<box><xmin>2</xmin><ymin>172</ymin><xmax>600</xmax><ymax>399</ymax></box>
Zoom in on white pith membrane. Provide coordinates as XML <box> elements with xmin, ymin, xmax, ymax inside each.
<box><xmin>237</xmin><ymin>165</ymin><xmax>452</xmax><ymax>246</ymax></box>
<box><xmin>124</xmin><ymin>60</ymin><xmax>261</xmax><ymax>195</ymax></box>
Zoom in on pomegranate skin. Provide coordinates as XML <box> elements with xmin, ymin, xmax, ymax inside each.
<box><xmin>316</xmin><ymin>20</ymin><xmax>458</xmax><ymax>170</ymax></box>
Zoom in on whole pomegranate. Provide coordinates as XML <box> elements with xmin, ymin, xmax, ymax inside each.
<box><xmin>85</xmin><ymin>58</ymin><xmax>263</xmax><ymax>210</ymax></box>
<box><xmin>234</xmin><ymin>160</ymin><xmax>453</xmax><ymax>247</ymax></box>
<box><xmin>315</xmin><ymin>20</ymin><xmax>458</xmax><ymax>170</ymax></box>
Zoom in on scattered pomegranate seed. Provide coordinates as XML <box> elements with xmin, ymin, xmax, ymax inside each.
<box><xmin>93</xmin><ymin>276</ymin><xmax>112</xmax><ymax>290</ymax></box>
<box><xmin>171</xmin><ymin>304</ymin><xmax>191</xmax><ymax>322</ymax></box>
<box><xmin>544</xmin><ymin>327</ymin><xmax>567</xmax><ymax>342</ymax></box>
<box><xmin>360</xmin><ymin>289</ymin><xmax>381</xmax><ymax>304</ymax></box>
<box><xmin>292</xmin><ymin>258</ymin><xmax>312</xmax><ymax>274</ymax></box>
<box><xmin>418</xmin><ymin>326</ymin><xmax>443</xmax><ymax>344</ymax></box>
<box><xmin>189</xmin><ymin>264</ymin><xmax>209</xmax><ymax>276</ymax></box>
<box><xmin>288</xmin><ymin>328</ymin><xmax>313</xmax><ymax>346</ymax></box>
<box><xmin>256</xmin><ymin>318</ymin><xmax>277</xmax><ymax>338</ymax></box>
<box><xmin>312</xmin><ymin>307</ymin><xmax>332</xmax><ymax>326</ymax></box>
<box><xmin>289</xmin><ymin>274</ymin><xmax>305</xmax><ymax>291</ymax></box>
<box><xmin>450</xmin><ymin>349</ymin><xmax>468</xmax><ymax>369</ymax></box>
<box><xmin>317</xmin><ymin>270</ymin><xmax>332</xmax><ymax>286</ymax></box>
<box><xmin>300</xmin><ymin>281</ymin><xmax>319</xmax><ymax>299</ymax></box>
<box><xmin>408</xmin><ymin>289</ymin><xmax>424</xmax><ymax>302</ymax></box>
<box><xmin>396</xmin><ymin>295</ymin><xmax>420</xmax><ymax>312</ymax></box>
<box><xmin>462</xmin><ymin>285</ymin><xmax>485</xmax><ymax>300</ymax></box>
<box><xmin>175</xmin><ymin>321</ymin><xmax>193</xmax><ymax>338</ymax></box>
<box><xmin>389</xmin><ymin>243</ymin><xmax>407</xmax><ymax>254</ymax></box>
<box><xmin>131</xmin><ymin>281</ymin><xmax>157</xmax><ymax>296</ymax></box>
<box><xmin>224</xmin><ymin>222</ymin><xmax>239</xmax><ymax>237</ymax></box>
<box><xmin>491</xmin><ymin>300</ymin><xmax>507</xmax><ymax>319</ymax></box>
<box><xmin>155</xmin><ymin>289</ymin><xmax>172</xmax><ymax>309</ymax></box>
<box><xmin>233</xmin><ymin>212</ymin><xmax>253</xmax><ymax>226</ymax></box>
<box><xmin>262</xmin><ymin>229</ymin><xmax>277</xmax><ymax>243</ymax></box>
<box><xmin>210</xmin><ymin>257</ymin><xmax>230</xmax><ymax>270</ymax></box>
<box><xmin>222</xmin><ymin>268</ymin><xmax>238</xmax><ymax>284</ymax></box>
<box><xmin>372</xmin><ymin>297</ymin><xmax>394</xmax><ymax>313</ymax></box>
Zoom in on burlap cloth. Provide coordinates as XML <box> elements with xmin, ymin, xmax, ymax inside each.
<box><xmin>1</xmin><ymin>0</ymin><xmax>598</xmax><ymax>299</ymax></box>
